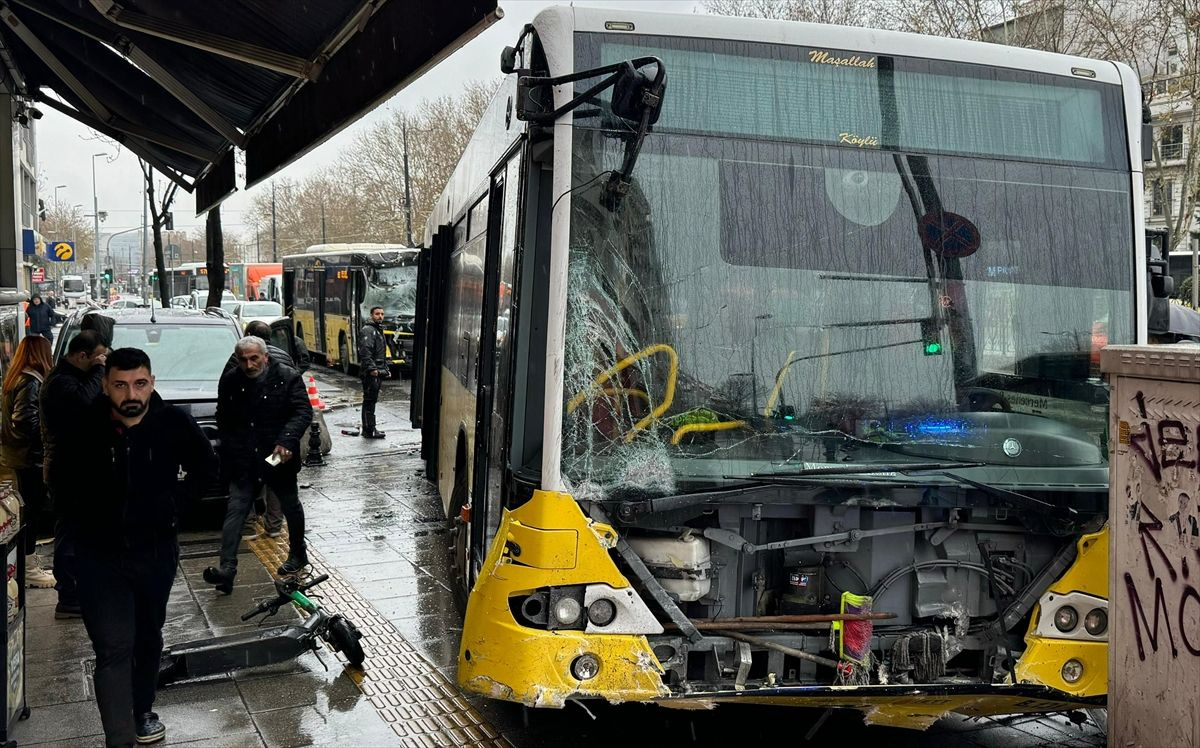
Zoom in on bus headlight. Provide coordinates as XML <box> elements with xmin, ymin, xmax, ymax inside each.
<box><xmin>1084</xmin><ymin>608</ymin><xmax>1108</xmax><ymax>636</ymax></box>
<box><xmin>1053</xmin><ymin>605</ymin><xmax>1079</xmax><ymax>633</ymax></box>
<box><xmin>553</xmin><ymin>597</ymin><xmax>582</xmax><ymax>626</ymax></box>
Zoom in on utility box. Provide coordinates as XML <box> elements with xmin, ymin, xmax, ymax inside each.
<box><xmin>1102</xmin><ymin>344</ymin><xmax>1200</xmax><ymax>748</ymax></box>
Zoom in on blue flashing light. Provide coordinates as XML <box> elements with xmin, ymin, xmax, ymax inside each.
<box><xmin>910</xmin><ymin>418</ymin><xmax>969</xmax><ymax>437</ymax></box>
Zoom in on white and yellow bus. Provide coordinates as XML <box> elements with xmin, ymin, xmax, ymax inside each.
<box><xmin>411</xmin><ymin>5</ymin><xmax>1147</xmax><ymax>728</ymax></box>
<box><xmin>283</xmin><ymin>244</ymin><xmax>418</xmax><ymax>373</ymax></box>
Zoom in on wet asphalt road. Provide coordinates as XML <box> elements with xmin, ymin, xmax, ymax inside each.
<box><xmin>301</xmin><ymin>366</ymin><xmax>1107</xmax><ymax>748</ymax></box>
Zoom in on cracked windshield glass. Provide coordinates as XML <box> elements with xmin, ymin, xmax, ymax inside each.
<box><xmin>562</xmin><ymin>34</ymin><xmax>1133</xmax><ymax>500</ymax></box>
<box><xmin>364</xmin><ymin>264</ymin><xmax>418</xmax><ymax>319</ymax></box>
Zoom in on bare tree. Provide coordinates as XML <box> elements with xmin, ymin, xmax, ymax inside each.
<box><xmin>140</xmin><ymin>158</ymin><xmax>179</xmax><ymax>308</ymax></box>
<box><xmin>247</xmin><ymin>80</ymin><xmax>498</xmax><ymax>252</ymax></box>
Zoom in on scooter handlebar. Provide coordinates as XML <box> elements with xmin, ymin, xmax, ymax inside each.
<box><xmin>240</xmin><ymin>574</ymin><xmax>331</xmax><ymax>620</ymax></box>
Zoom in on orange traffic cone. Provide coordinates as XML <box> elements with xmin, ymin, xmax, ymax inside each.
<box><xmin>305</xmin><ymin>375</ymin><xmax>326</xmax><ymax>411</ymax></box>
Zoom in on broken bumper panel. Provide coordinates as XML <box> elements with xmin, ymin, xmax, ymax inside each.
<box><xmin>457</xmin><ymin>489</ymin><xmax>669</xmax><ymax>707</ymax></box>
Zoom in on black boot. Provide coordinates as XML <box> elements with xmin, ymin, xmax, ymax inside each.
<box><xmin>364</xmin><ymin>430</ymin><xmax>386</xmax><ymax>439</ymax></box>
<box><xmin>202</xmin><ymin>566</ymin><xmax>234</xmax><ymax>594</ymax></box>
<box><xmin>277</xmin><ymin>551</ymin><xmax>309</xmax><ymax>576</ymax></box>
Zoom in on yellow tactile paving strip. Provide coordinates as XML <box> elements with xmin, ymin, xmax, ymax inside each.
<box><xmin>247</xmin><ymin>528</ymin><xmax>512</xmax><ymax>748</ymax></box>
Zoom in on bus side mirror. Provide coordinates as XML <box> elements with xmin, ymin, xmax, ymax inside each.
<box><xmin>611</xmin><ymin>62</ymin><xmax>663</xmax><ymax>125</ymax></box>
<box><xmin>1148</xmin><ymin>259</ymin><xmax>1174</xmax><ymax>298</ymax></box>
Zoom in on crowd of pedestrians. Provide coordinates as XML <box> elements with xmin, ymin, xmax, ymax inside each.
<box><xmin>0</xmin><ymin>311</ymin><xmax>330</xmax><ymax>748</ymax></box>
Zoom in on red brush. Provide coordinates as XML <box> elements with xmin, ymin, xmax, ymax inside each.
<box><xmin>833</xmin><ymin>592</ymin><xmax>874</xmax><ymax>665</ymax></box>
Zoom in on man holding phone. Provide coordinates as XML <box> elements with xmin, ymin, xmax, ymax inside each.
<box><xmin>204</xmin><ymin>336</ymin><xmax>312</xmax><ymax>592</ymax></box>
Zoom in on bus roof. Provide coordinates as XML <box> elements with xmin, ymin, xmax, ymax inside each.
<box><xmin>302</xmin><ymin>243</ymin><xmax>412</xmax><ymax>254</ymax></box>
<box><xmin>544</xmin><ymin>5</ymin><xmax>1131</xmax><ymax>84</ymax></box>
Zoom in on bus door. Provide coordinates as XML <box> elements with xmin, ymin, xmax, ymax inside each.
<box><xmin>415</xmin><ymin>228</ymin><xmax>453</xmax><ymax>478</ymax></box>
<box><xmin>470</xmin><ymin>150</ymin><xmax>521</xmax><ymax>563</ymax></box>
<box><xmin>312</xmin><ymin>266</ymin><xmax>327</xmax><ymax>355</ymax></box>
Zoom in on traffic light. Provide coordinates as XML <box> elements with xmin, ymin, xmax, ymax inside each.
<box><xmin>920</xmin><ymin>318</ymin><xmax>943</xmax><ymax>356</ymax></box>
<box><xmin>164</xmin><ymin>212</ymin><xmax>174</xmax><ymax>231</ymax></box>
<box><xmin>103</xmin><ymin>268</ymin><xmax>113</xmax><ymax>283</ymax></box>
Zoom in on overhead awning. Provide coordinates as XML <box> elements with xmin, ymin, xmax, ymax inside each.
<box><xmin>0</xmin><ymin>0</ymin><xmax>501</xmax><ymax>214</ymax></box>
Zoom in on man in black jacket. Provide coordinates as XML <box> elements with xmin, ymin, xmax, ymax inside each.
<box><xmin>205</xmin><ymin>336</ymin><xmax>312</xmax><ymax>591</ymax></box>
<box><xmin>357</xmin><ymin>305</ymin><xmax>388</xmax><ymax>438</ymax></box>
<box><xmin>25</xmin><ymin>294</ymin><xmax>54</xmax><ymax>342</ymax></box>
<box><xmin>71</xmin><ymin>348</ymin><xmax>218</xmax><ymax>747</ymax></box>
<box><xmin>40</xmin><ymin>329</ymin><xmax>107</xmax><ymax>618</ymax></box>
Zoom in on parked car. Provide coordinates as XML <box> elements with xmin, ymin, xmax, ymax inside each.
<box><xmin>233</xmin><ymin>300</ymin><xmax>283</xmax><ymax>326</ymax></box>
<box><xmin>169</xmin><ymin>295</ymin><xmax>193</xmax><ymax>309</ymax></box>
<box><xmin>54</xmin><ymin>307</ymin><xmax>242</xmax><ymax>509</ymax></box>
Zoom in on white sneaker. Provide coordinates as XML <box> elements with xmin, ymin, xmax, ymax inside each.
<box><xmin>25</xmin><ymin>556</ymin><xmax>55</xmax><ymax>589</ymax></box>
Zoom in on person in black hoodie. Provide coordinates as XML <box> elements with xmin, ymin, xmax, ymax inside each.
<box><xmin>70</xmin><ymin>347</ymin><xmax>217</xmax><ymax>748</ymax></box>
<box><xmin>40</xmin><ymin>329</ymin><xmax>108</xmax><ymax>618</ymax></box>
<box><xmin>25</xmin><ymin>293</ymin><xmax>54</xmax><ymax>342</ymax></box>
<box><xmin>204</xmin><ymin>336</ymin><xmax>312</xmax><ymax>592</ymax></box>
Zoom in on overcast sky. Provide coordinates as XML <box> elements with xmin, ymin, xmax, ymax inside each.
<box><xmin>37</xmin><ymin>0</ymin><xmax>704</xmax><ymax>242</ymax></box>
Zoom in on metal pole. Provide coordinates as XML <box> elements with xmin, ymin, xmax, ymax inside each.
<box><xmin>92</xmin><ymin>153</ymin><xmax>102</xmax><ymax>298</ymax></box>
<box><xmin>1192</xmin><ymin>237</ymin><xmax>1198</xmax><ymax>309</ymax></box>
<box><xmin>402</xmin><ymin>116</ymin><xmax>413</xmax><ymax>247</ymax></box>
<box><xmin>142</xmin><ymin>173</ymin><xmax>148</xmax><ymax>303</ymax></box>
<box><xmin>271</xmin><ymin>182</ymin><xmax>278</xmax><ymax>261</ymax></box>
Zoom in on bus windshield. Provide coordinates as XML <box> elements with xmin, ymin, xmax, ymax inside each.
<box><xmin>561</xmin><ymin>34</ymin><xmax>1134</xmax><ymax>499</ymax></box>
<box><xmin>62</xmin><ymin>278</ymin><xmax>84</xmax><ymax>293</ymax></box>
<box><xmin>364</xmin><ymin>265</ymin><xmax>418</xmax><ymax>318</ymax></box>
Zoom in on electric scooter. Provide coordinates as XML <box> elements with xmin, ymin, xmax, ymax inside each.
<box><xmin>158</xmin><ymin>574</ymin><xmax>365</xmax><ymax>686</ymax></box>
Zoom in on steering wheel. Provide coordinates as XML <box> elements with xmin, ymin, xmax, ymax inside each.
<box><xmin>960</xmin><ymin>387</ymin><xmax>1012</xmax><ymax>412</ymax></box>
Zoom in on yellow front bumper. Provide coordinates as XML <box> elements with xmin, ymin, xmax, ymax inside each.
<box><xmin>458</xmin><ymin>490</ymin><xmax>668</xmax><ymax>707</ymax></box>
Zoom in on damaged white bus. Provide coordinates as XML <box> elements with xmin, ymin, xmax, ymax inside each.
<box><xmin>410</xmin><ymin>5</ymin><xmax>1147</xmax><ymax>729</ymax></box>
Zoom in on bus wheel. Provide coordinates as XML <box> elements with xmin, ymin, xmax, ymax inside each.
<box><xmin>339</xmin><ymin>336</ymin><xmax>351</xmax><ymax>375</ymax></box>
<box><xmin>449</xmin><ymin>464</ymin><xmax>472</xmax><ymax>615</ymax></box>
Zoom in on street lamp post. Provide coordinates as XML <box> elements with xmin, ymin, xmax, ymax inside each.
<box><xmin>91</xmin><ymin>152</ymin><xmax>107</xmax><ymax>297</ymax></box>
<box><xmin>52</xmin><ymin>184</ymin><xmax>66</xmax><ymax>207</ymax></box>
<box><xmin>1192</xmin><ymin>208</ymin><xmax>1199</xmax><ymax>309</ymax></box>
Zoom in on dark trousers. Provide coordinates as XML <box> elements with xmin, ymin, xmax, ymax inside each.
<box><xmin>14</xmin><ymin>467</ymin><xmax>45</xmax><ymax>556</ymax></box>
<box><xmin>47</xmin><ymin>486</ymin><xmax>78</xmax><ymax>606</ymax></box>
<box><xmin>219</xmin><ymin>473</ymin><xmax>305</xmax><ymax>573</ymax></box>
<box><xmin>76</xmin><ymin>538</ymin><xmax>177</xmax><ymax>748</ymax></box>
<box><xmin>361</xmin><ymin>374</ymin><xmax>381</xmax><ymax>433</ymax></box>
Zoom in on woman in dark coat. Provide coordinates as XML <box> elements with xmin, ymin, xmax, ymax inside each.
<box><xmin>25</xmin><ymin>294</ymin><xmax>54</xmax><ymax>343</ymax></box>
<box><xmin>0</xmin><ymin>334</ymin><xmax>56</xmax><ymax>587</ymax></box>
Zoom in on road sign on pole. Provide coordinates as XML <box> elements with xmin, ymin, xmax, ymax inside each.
<box><xmin>31</xmin><ymin>268</ymin><xmax>44</xmax><ymax>282</ymax></box>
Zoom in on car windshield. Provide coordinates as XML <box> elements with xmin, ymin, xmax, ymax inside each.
<box><xmin>107</xmin><ymin>324</ymin><xmax>238</xmax><ymax>383</ymax></box>
<box><xmin>220</xmin><ymin>300</ymin><xmax>241</xmax><ymax>312</ymax></box>
<box><xmin>363</xmin><ymin>265</ymin><xmax>417</xmax><ymax>318</ymax></box>
<box><xmin>560</xmin><ymin>34</ymin><xmax>1134</xmax><ymax>499</ymax></box>
<box><xmin>239</xmin><ymin>301</ymin><xmax>281</xmax><ymax>318</ymax></box>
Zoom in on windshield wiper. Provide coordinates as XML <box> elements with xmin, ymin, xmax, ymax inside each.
<box><xmin>939</xmin><ymin>471</ymin><xmax>1076</xmax><ymax>518</ymax></box>
<box><xmin>728</xmin><ymin>461</ymin><xmax>988</xmax><ymax>480</ymax></box>
<box><xmin>731</xmin><ymin>462</ymin><xmax>1075</xmax><ymax>518</ymax></box>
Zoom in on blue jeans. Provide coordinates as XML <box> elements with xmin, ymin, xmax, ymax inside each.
<box><xmin>218</xmin><ymin>474</ymin><xmax>305</xmax><ymax>573</ymax></box>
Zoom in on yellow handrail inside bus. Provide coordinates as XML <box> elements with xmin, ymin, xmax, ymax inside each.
<box><xmin>565</xmin><ymin>343</ymin><xmax>678</xmax><ymax>443</ymax></box>
<box><xmin>565</xmin><ymin>387</ymin><xmax>651</xmax><ymax>414</ymax></box>
<box><xmin>763</xmin><ymin>350</ymin><xmax>799</xmax><ymax>417</ymax></box>
<box><xmin>670</xmin><ymin>420</ymin><xmax>749</xmax><ymax>445</ymax></box>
